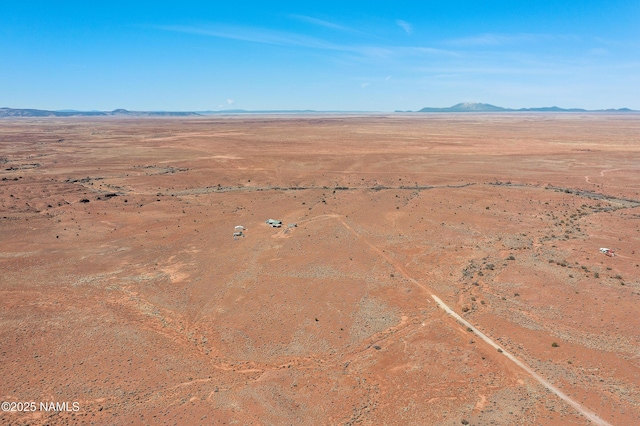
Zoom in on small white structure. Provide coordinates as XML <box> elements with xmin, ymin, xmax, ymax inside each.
<box><xmin>235</xmin><ymin>225</ymin><xmax>245</xmax><ymax>231</ymax></box>
<box><xmin>265</xmin><ymin>219</ymin><xmax>282</xmax><ymax>228</ymax></box>
<box><xmin>599</xmin><ymin>247</ymin><xmax>615</xmax><ymax>257</ymax></box>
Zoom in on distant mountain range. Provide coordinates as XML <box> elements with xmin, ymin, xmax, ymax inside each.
<box><xmin>1</xmin><ymin>103</ymin><xmax>636</xmax><ymax>117</ymax></box>
<box><xmin>400</xmin><ymin>102</ymin><xmax>635</xmax><ymax>113</ymax></box>
<box><xmin>0</xmin><ymin>108</ymin><xmax>200</xmax><ymax>117</ymax></box>
<box><xmin>0</xmin><ymin>107</ymin><xmax>355</xmax><ymax>117</ymax></box>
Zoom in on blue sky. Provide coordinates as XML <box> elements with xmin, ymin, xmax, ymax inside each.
<box><xmin>2</xmin><ymin>1</ymin><xmax>639</xmax><ymax>111</ymax></box>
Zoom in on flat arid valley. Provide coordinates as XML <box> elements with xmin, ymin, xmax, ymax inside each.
<box><xmin>2</xmin><ymin>114</ymin><xmax>640</xmax><ymax>425</ymax></box>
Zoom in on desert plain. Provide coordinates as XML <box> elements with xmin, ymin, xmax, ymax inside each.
<box><xmin>1</xmin><ymin>113</ymin><xmax>639</xmax><ymax>425</ymax></box>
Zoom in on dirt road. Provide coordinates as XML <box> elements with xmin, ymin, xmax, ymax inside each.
<box><xmin>430</xmin><ymin>295</ymin><xmax>612</xmax><ymax>426</ymax></box>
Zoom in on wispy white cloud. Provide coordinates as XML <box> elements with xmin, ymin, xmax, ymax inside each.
<box><xmin>226</xmin><ymin>99</ymin><xmax>234</xmax><ymax>105</ymax></box>
<box><xmin>398</xmin><ymin>46</ymin><xmax>460</xmax><ymax>57</ymax></box>
<box><xmin>155</xmin><ymin>24</ymin><xmax>456</xmax><ymax>62</ymax></box>
<box><xmin>396</xmin><ymin>19</ymin><xmax>413</xmax><ymax>35</ymax></box>
<box><xmin>445</xmin><ymin>33</ymin><xmax>579</xmax><ymax>46</ymax></box>
<box><xmin>446</xmin><ymin>33</ymin><xmax>542</xmax><ymax>46</ymax></box>
<box><xmin>354</xmin><ymin>75</ymin><xmax>395</xmax><ymax>88</ymax></box>
<box><xmin>288</xmin><ymin>14</ymin><xmax>369</xmax><ymax>36</ymax></box>
<box><xmin>156</xmin><ymin>24</ymin><xmax>340</xmax><ymax>50</ymax></box>
<box><xmin>416</xmin><ymin>66</ymin><xmax>573</xmax><ymax>76</ymax></box>
<box><xmin>411</xmin><ymin>57</ymin><xmax>640</xmax><ymax>77</ymax></box>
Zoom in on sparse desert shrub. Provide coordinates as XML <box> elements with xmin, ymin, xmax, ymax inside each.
<box><xmin>615</xmin><ymin>274</ymin><xmax>622</xmax><ymax>280</ymax></box>
<box><xmin>497</xmin><ymin>348</ymin><xmax>503</xmax><ymax>353</ymax></box>
<box><xmin>594</xmin><ymin>272</ymin><xmax>600</xmax><ymax>278</ymax></box>
<box><xmin>462</xmin><ymin>307</ymin><xmax>470</xmax><ymax>312</ymax></box>
<box><xmin>507</xmin><ymin>255</ymin><xmax>515</xmax><ymax>260</ymax></box>
<box><xmin>552</xmin><ymin>342</ymin><xmax>559</xmax><ymax>347</ymax></box>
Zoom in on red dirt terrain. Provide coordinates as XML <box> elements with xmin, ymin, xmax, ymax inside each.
<box><xmin>1</xmin><ymin>114</ymin><xmax>639</xmax><ymax>425</ymax></box>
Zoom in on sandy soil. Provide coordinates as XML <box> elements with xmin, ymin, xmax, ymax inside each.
<box><xmin>1</xmin><ymin>114</ymin><xmax>639</xmax><ymax>425</ymax></box>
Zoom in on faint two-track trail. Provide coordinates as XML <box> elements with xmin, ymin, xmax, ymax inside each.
<box><xmin>586</xmin><ymin>168</ymin><xmax>640</xmax><ymax>189</ymax></box>
<box><xmin>600</xmin><ymin>168</ymin><xmax>625</xmax><ymax>176</ymax></box>
<box><xmin>335</xmin><ymin>216</ymin><xmax>612</xmax><ymax>426</ymax></box>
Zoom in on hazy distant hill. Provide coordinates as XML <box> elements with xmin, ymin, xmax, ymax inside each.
<box><xmin>0</xmin><ymin>108</ymin><xmax>104</xmax><ymax>117</ymax></box>
<box><xmin>0</xmin><ymin>108</ymin><xmax>200</xmax><ymax>117</ymax></box>
<box><xmin>418</xmin><ymin>102</ymin><xmax>507</xmax><ymax>112</ymax></box>
<box><xmin>407</xmin><ymin>102</ymin><xmax>635</xmax><ymax>113</ymax></box>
